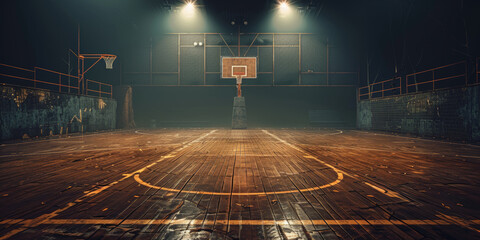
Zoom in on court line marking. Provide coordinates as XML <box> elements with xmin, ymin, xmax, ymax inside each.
<box><xmin>134</xmin><ymin>172</ymin><xmax>342</xmax><ymax>195</ymax></box>
<box><xmin>297</xmin><ymin>144</ymin><xmax>480</xmax><ymax>159</ymax></box>
<box><xmin>322</xmin><ymin>129</ymin><xmax>343</xmax><ymax>136</ymax></box>
<box><xmin>0</xmin><ymin>144</ymin><xmax>184</xmax><ymax>158</ymax></box>
<box><xmin>364</xmin><ymin>182</ymin><xmax>409</xmax><ymax>202</ymax></box>
<box><xmin>262</xmin><ymin>130</ymin><xmax>410</xmax><ymax>201</ymax></box>
<box><xmin>351</xmin><ymin>130</ymin><xmax>480</xmax><ymax>149</ymax></box>
<box><xmin>133</xmin><ymin>130</ymin><xmax>344</xmax><ymax>195</ymax></box>
<box><xmin>1</xmin><ymin>218</ymin><xmax>479</xmax><ymax>226</ymax></box>
<box><xmin>263</xmin><ymin>129</ymin><xmax>349</xmax><ymax>177</ymax></box>
<box><xmin>0</xmin><ymin>130</ymin><xmax>217</xmax><ymax>240</ymax></box>
<box><xmin>263</xmin><ymin>130</ymin><xmax>480</xmax><ymax>233</ymax></box>
<box><xmin>436</xmin><ymin>212</ymin><xmax>480</xmax><ymax>233</ymax></box>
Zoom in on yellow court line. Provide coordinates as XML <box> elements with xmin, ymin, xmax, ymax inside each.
<box><xmin>262</xmin><ymin>130</ymin><xmax>413</xmax><ymax>201</ymax></box>
<box><xmin>363</xmin><ymin>182</ymin><xmax>410</xmax><ymax>202</ymax></box>
<box><xmin>134</xmin><ymin>172</ymin><xmax>343</xmax><ymax>196</ymax></box>
<box><xmin>1</xmin><ymin>219</ymin><xmax>479</xmax><ymax>226</ymax></box>
<box><xmin>0</xmin><ymin>130</ymin><xmax>217</xmax><ymax>240</ymax></box>
<box><xmin>133</xmin><ymin>130</ymin><xmax>345</xmax><ymax>195</ymax></box>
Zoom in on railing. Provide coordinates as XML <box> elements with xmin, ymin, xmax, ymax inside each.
<box><xmin>0</xmin><ymin>63</ymin><xmax>36</xmax><ymax>88</ymax></box>
<box><xmin>359</xmin><ymin>61</ymin><xmax>472</xmax><ymax>101</ymax></box>
<box><xmin>86</xmin><ymin>79</ymin><xmax>113</xmax><ymax>98</ymax></box>
<box><xmin>358</xmin><ymin>85</ymin><xmax>370</xmax><ymax>100</ymax></box>
<box><xmin>0</xmin><ymin>63</ymin><xmax>112</xmax><ymax>98</ymax></box>
<box><xmin>406</xmin><ymin>61</ymin><xmax>466</xmax><ymax>93</ymax></box>
<box><xmin>358</xmin><ymin>77</ymin><xmax>401</xmax><ymax>101</ymax></box>
<box><xmin>34</xmin><ymin>67</ymin><xmax>80</xmax><ymax>94</ymax></box>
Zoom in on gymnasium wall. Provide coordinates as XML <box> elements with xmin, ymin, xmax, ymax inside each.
<box><xmin>121</xmin><ymin>33</ymin><xmax>357</xmax><ymax>86</ymax></box>
<box><xmin>357</xmin><ymin>85</ymin><xmax>480</xmax><ymax>142</ymax></box>
<box><xmin>0</xmin><ymin>85</ymin><xmax>116</xmax><ymax>141</ymax></box>
<box><xmin>123</xmin><ymin>33</ymin><xmax>358</xmax><ymax>128</ymax></box>
<box><xmin>133</xmin><ymin>86</ymin><xmax>357</xmax><ymax>128</ymax></box>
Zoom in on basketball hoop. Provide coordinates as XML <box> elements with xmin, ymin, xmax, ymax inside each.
<box><xmin>232</xmin><ymin>66</ymin><xmax>247</xmax><ymax>77</ymax></box>
<box><xmin>234</xmin><ymin>73</ymin><xmax>245</xmax><ymax>84</ymax></box>
<box><xmin>235</xmin><ymin>76</ymin><xmax>243</xmax><ymax>86</ymax></box>
<box><xmin>222</xmin><ymin>58</ymin><xmax>257</xmax><ymax>97</ymax></box>
<box><xmin>103</xmin><ymin>56</ymin><xmax>116</xmax><ymax>69</ymax></box>
<box><xmin>221</xmin><ymin>57</ymin><xmax>256</xmax><ymax>129</ymax></box>
<box><xmin>221</xmin><ymin>57</ymin><xmax>256</xmax><ymax>79</ymax></box>
<box><xmin>77</xmin><ymin>53</ymin><xmax>116</xmax><ymax>95</ymax></box>
<box><xmin>232</xmin><ymin>67</ymin><xmax>247</xmax><ymax>97</ymax></box>
<box><xmin>232</xmin><ymin>66</ymin><xmax>247</xmax><ymax>85</ymax></box>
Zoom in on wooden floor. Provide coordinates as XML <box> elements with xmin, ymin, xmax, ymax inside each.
<box><xmin>0</xmin><ymin>129</ymin><xmax>479</xmax><ymax>239</ymax></box>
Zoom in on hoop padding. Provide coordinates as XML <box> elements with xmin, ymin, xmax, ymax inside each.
<box><xmin>222</xmin><ymin>57</ymin><xmax>257</xmax><ymax>79</ymax></box>
<box><xmin>104</xmin><ymin>56</ymin><xmax>116</xmax><ymax>69</ymax></box>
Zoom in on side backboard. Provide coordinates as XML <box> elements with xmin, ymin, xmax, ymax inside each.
<box><xmin>221</xmin><ymin>57</ymin><xmax>257</xmax><ymax>79</ymax></box>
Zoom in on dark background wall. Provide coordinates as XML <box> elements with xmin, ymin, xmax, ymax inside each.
<box><xmin>122</xmin><ymin>33</ymin><xmax>357</xmax><ymax>87</ymax></box>
<box><xmin>126</xmin><ymin>33</ymin><xmax>358</xmax><ymax>128</ymax></box>
<box><xmin>357</xmin><ymin>85</ymin><xmax>480</xmax><ymax>142</ymax></box>
<box><xmin>1</xmin><ymin>0</ymin><xmax>479</xmax><ymax>89</ymax></box>
<box><xmin>134</xmin><ymin>86</ymin><xmax>356</xmax><ymax>128</ymax></box>
<box><xmin>2</xmin><ymin>1</ymin><xmax>479</xmax><ymax>134</ymax></box>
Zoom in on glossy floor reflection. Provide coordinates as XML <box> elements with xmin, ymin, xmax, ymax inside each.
<box><xmin>1</xmin><ymin>129</ymin><xmax>479</xmax><ymax>239</ymax></box>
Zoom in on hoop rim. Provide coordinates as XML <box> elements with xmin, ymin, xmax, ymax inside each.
<box><xmin>79</xmin><ymin>54</ymin><xmax>117</xmax><ymax>59</ymax></box>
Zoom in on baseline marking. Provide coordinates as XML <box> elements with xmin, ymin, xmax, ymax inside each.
<box><xmin>1</xmin><ymin>218</ymin><xmax>479</xmax><ymax>226</ymax></box>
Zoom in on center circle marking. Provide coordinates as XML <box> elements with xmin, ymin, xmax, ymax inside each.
<box><xmin>134</xmin><ymin>156</ymin><xmax>343</xmax><ymax>196</ymax></box>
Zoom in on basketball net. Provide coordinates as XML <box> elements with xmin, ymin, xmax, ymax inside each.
<box><xmin>232</xmin><ymin>67</ymin><xmax>246</xmax><ymax>97</ymax></box>
<box><xmin>104</xmin><ymin>56</ymin><xmax>117</xmax><ymax>69</ymax></box>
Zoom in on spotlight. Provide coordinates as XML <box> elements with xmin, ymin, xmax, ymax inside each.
<box><xmin>181</xmin><ymin>1</ymin><xmax>196</xmax><ymax>17</ymax></box>
<box><xmin>278</xmin><ymin>1</ymin><xmax>291</xmax><ymax>15</ymax></box>
<box><xmin>243</xmin><ymin>20</ymin><xmax>248</xmax><ymax>25</ymax></box>
<box><xmin>194</xmin><ymin>42</ymin><xmax>198</xmax><ymax>46</ymax></box>
<box><xmin>185</xmin><ymin>2</ymin><xmax>194</xmax><ymax>10</ymax></box>
<box><xmin>231</xmin><ymin>20</ymin><xmax>236</xmax><ymax>25</ymax></box>
<box><xmin>198</xmin><ymin>42</ymin><xmax>203</xmax><ymax>46</ymax></box>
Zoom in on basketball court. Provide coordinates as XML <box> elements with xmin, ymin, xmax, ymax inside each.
<box><xmin>1</xmin><ymin>0</ymin><xmax>480</xmax><ymax>239</ymax></box>
<box><xmin>0</xmin><ymin>129</ymin><xmax>480</xmax><ymax>239</ymax></box>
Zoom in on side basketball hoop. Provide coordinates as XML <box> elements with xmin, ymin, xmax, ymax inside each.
<box><xmin>103</xmin><ymin>56</ymin><xmax>117</xmax><ymax>69</ymax></box>
<box><xmin>76</xmin><ymin>53</ymin><xmax>117</xmax><ymax>95</ymax></box>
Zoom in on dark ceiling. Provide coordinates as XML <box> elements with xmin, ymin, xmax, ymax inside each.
<box><xmin>1</xmin><ymin>0</ymin><xmax>479</xmax><ymax>85</ymax></box>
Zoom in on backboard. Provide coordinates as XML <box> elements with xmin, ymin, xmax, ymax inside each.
<box><xmin>221</xmin><ymin>57</ymin><xmax>257</xmax><ymax>79</ymax></box>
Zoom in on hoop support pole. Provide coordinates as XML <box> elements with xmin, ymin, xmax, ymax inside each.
<box><xmin>236</xmin><ymin>76</ymin><xmax>242</xmax><ymax>97</ymax></box>
<box><xmin>82</xmin><ymin>57</ymin><xmax>103</xmax><ymax>76</ymax></box>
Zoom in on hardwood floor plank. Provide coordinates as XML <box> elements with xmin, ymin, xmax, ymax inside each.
<box><xmin>1</xmin><ymin>129</ymin><xmax>480</xmax><ymax>239</ymax></box>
